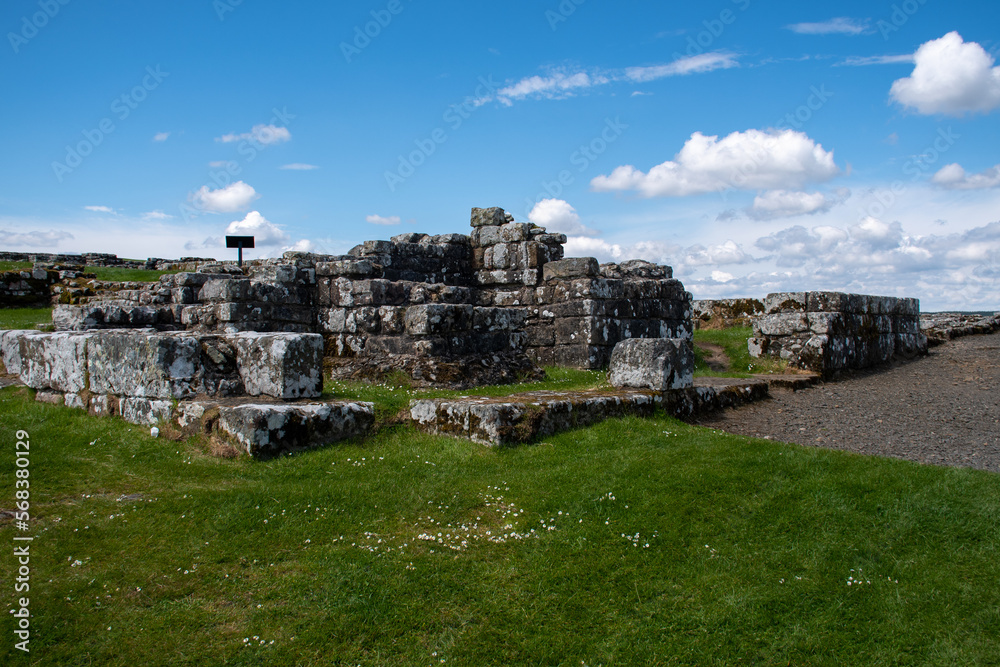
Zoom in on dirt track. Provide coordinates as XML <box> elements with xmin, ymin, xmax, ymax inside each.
<box><xmin>696</xmin><ymin>332</ymin><xmax>1000</xmax><ymax>472</ymax></box>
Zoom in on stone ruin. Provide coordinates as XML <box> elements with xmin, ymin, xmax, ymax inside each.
<box><xmin>0</xmin><ymin>206</ymin><xmax>953</xmax><ymax>453</ymax></box>
<box><xmin>51</xmin><ymin>206</ymin><xmax>693</xmax><ymax>387</ymax></box>
<box><xmin>747</xmin><ymin>291</ymin><xmax>927</xmax><ymax>376</ymax></box>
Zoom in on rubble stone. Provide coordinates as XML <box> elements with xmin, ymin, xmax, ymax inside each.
<box><xmin>216</xmin><ymin>401</ymin><xmax>374</xmax><ymax>457</ymax></box>
<box><xmin>609</xmin><ymin>338</ymin><xmax>694</xmax><ymax>390</ymax></box>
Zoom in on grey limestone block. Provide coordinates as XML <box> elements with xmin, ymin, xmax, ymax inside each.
<box><xmin>755</xmin><ymin>313</ymin><xmax>810</xmax><ymax>336</ymax></box>
<box><xmin>609</xmin><ymin>338</ymin><xmax>694</xmax><ymax>391</ymax></box>
<box><xmin>764</xmin><ymin>292</ymin><xmax>807</xmax><ymax>314</ymax></box>
<box><xmin>120</xmin><ymin>397</ymin><xmax>175</xmax><ymax>425</ymax></box>
<box><xmin>315</xmin><ymin>259</ymin><xmax>379</xmax><ymax>278</ymax></box>
<box><xmin>226</xmin><ymin>332</ymin><xmax>324</xmax><ymax>399</ymax></box>
<box><xmin>216</xmin><ymin>401</ymin><xmax>375</xmax><ymax>458</ymax></box>
<box><xmin>470</xmin><ymin>207</ymin><xmax>507</xmax><ymax>228</ymax></box>
<box><xmin>543</xmin><ymin>257</ymin><xmax>600</xmax><ymax>281</ymax></box>
<box><xmin>199</xmin><ymin>279</ymin><xmax>251</xmax><ymax>303</ymax></box>
<box><xmin>18</xmin><ymin>331</ymin><xmax>94</xmax><ymax>393</ymax></box>
<box><xmin>404</xmin><ymin>304</ymin><xmax>475</xmax><ymax>335</ymax></box>
<box><xmin>87</xmin><ymin>331</ymin><xmax>207</xmax><ymax>399</ymax></box>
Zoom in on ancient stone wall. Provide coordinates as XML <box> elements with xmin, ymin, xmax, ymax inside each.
<box><xmin>48</xmin><ymin>206</ymin><xmax>693</xmax><ymax>383</ymax></box>
<box><xmin>692</xmin><ymin>298</ymin><xmax>765</xmax><ymax>330</ymax></box>
<box><xmin>0</xmin><ymin>268</ymin><xmax>59</xmax><ymax>307</ymax></box>
<box><xmin>0</xmin><ymin>250</ymin><xmax>208</xmax><ymax>271</ymax></box>
<box><xmin>748</xmin><ymin>292</ymin><xmax>926</xmax><ymax>375</ymax></box>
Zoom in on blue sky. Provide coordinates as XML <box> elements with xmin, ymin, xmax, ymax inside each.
<box><xmin>2</xmin><ymin>0</ymin><xmax>999</xmax><ymax>310</ymax></box>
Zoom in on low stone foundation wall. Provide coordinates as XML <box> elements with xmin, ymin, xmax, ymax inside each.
<box><xmin>748</xmin><ymin>292</ymin><xmax>927</xmax><ymax>375</ymax></box>
<box><xmin>2</xmin><ymin>329</ymin><xmax>323</xmax><ymax>418</ymax></box>
<box><xmin>409</xmin><ymin>378</ymin><xmax>768</xmax><ymax>446</ymax></box>
<box><xmin>0</xmin><ymin>268</ymin><xmax>59</xmax><ymax>307</ymax></box>
<box><xmin>692</xmin><ymin>298</ymin><xmax>765</xmax><ymax>330</ymax></box>
<box><xmin>920</xmin><ymin>312</ymin><xmax>1000</xmax><ymax>344</ymax></box>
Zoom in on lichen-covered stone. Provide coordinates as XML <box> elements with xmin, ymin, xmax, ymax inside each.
<box><xmin>120</xmin><ymin>397</ymin><xmax>174</xmax><ymax>425</ymax></box>
<box><xmin>18</xmin><ymin>331</ymin><xmax>93</xmax><ymax>393</ymax></box>
<box><xmin>543</xmin><ymin>257</ymin><xmax>600</xmax><ymax>281</ymax></box>
<box><xmin>227</xmin><ymin>332</ymin><xmax>323</xmax><ymax>399</ymax></box>
<box><xmin>88</xmin><ymin>331</ymin><xmax>208</xmax><ymax>399</ymax></box>
<box><xmin>609</xmin><ymin>338</ymin><xmax>694</xmax><ymax>390</ymax></box>
<box><xmin>216</xmin><ymin>401</ymin><xmax>374</xmax><ymax>457</ymax></box>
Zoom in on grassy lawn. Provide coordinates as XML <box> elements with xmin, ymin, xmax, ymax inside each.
<box><xmin>1</xmin><ymin>386</ymin><xmax>998</xmax><ymax>665</ymax></box>
<box><xmin>0</xmin><ymin>307</ymin><xmax>53</xmax><ymax>330</ymax></box>
<box><xmin>0</xmin><ymin>261</ymin><xmax>34</xmax><ymax>272</ymax></box>
<box><xmin>85</xmin><ymin>266</ymin><xmax>181</xmax><ymax>283</ymax></box>
<box><xmin>693</xmin><ymin>326</ymin><xmax>787</xmax><ymax>377</ymax></box>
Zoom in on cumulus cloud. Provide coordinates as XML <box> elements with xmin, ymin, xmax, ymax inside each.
<box><xmin>786</xmin><ymin>17</ymin><xmax>868</xmax><ymax>35</ymax></box>
<box><xmin>591</xmin><ymin>129</ymin><xmax>839</xmax><ymax>197</ymax></box>
<box><xmin>224</xmin><ymin>211</ymin><xmax>290</xmax><ymax>246</ymax></box>
<box><xmin>682</xmin><ymin>240</ymin><xmax>753</xmax><ymax>266</ymax></box>
<box><xmin>284</xmin><ymin>239</ymin><xmax>316</xmax><ymax>253</ymax></box>
<box><xmin>217</xmin><ymin>124</ymin><xmax>292</xmax><ymax>145</ymax></box>
<box><xmin>481</xmin><ymin>53</ymin><xmax>737</xmax><ymax>106</ymax></box>
<box><xmin>279</xmin><ymin>163</ymin><xmax>320</xmax><ymax>170</ymax></box>
<box><xmin>564</xmin><ymin>237</ymin><xmax>680</xmax><ymax>265</ymax></box>
<box><xmin>0</xmin><ymin>229</ymin><xmax>74</xmax><ymax>248</ymax></box>
<box><xmin>747</xmin><ymin>189</ymin><xmax>845</xmax><ymax>220</ymax></box>
<box><xmin>932</xmin><ymin>163</ymin><xmax>1000</xmax><ymax>190</ymax></box>
<box><xmin>890</xmin><ymin>32</ymin><xmax>1000</xmax><ymax>116</ymax></box>
<box><xmin>528</xmin><ymin>199</ymin><xmax>599</xmax><ymax>236</ymax></box>
<box><xmin>153</xmin><ymin>132</ymin><xmax>170</xmax><ymax>142</ymax></box>
<box><xmin>366</xmin><ymin>214</ymin><xmax>401</xmax><ymax>226</ymax></box>
<box><xmin>191</xmin><ymin>181</ymin><xmax>260</xmax><ymax>213</ymax></box>
<box><xmin>84</xmin><ymin>205</ymin><xmax>115</xmax><ymax>214</ymax></box>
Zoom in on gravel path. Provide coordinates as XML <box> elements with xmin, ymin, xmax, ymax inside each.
<box><xmin>696</xmin><ymin>332</ymin><xmax>1000</xmax><ymax>472</ymax></box>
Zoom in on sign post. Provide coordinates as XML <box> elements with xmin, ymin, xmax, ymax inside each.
<box><xmin>225</xmin><ymin>235</ymin><xmax>255</xmax><ymax>267</ymax></box>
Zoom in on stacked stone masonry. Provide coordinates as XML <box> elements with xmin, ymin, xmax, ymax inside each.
<box><xmin>748</xmin><ymin>292</ymin><xmax>927</xmax><ymax>375</ymax></box>
<box><xmin>50</xmin><ymin>206</ymin><xmax>693</xmax><ymax>383</ymax></box>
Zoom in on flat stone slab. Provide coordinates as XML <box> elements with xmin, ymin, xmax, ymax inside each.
<box><xmin>409</xmin><ymin>377</ymin><xmax>768</xmax><ymax>446</ymax></box>
<box><xmin>216</xmin><ymin>401</ymin><xmax>374</xmax><ymax>458</ymax></box>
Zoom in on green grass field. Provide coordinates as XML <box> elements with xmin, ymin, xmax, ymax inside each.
<box><xmin>693</xmin><ymin>326</ymin><xmax>787</xmax><ymax>377</ymax></box>
<box><xmin>1</xmin><ymin>384</ymin><xmax>998</xmax><ymax>665</ymax></box>
<box><xmin>0</xmin><ymin>307</ymin><xmax>53</xmax><ymax>331</ymax></box>
<box><xmin>0</xmin><ymin>261</ymin><xmax>34</xmax><ymax>272</ymax></box>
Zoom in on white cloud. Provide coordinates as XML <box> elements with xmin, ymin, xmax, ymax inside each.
<box><xmin>932</xmin><ymin>163</ymin><xmax>1000</xmax><ymax>190</ymax></box>
<box><xmin>284</xmin><ymin>239</ymin><xmax>316</xmax><ymax>253</ymax></box>
<box><xmin>142</xmin><ymin>210</ymin><xmax>173</xmax><ymax>221</ymax></box>
<box><xmin>624</xmin><ymin>52</ymin><xmax>738</xmax><ymax>82</ymax></box>
<box><xmin>528</xmin><ymin>199</ymin><xmax>599</xmax><ymax>236</ymax></box>
<box><xmin>849</xmin><ymin>217</ymin><xmax>904</xmax><ymax>249</ymax></box>
<box><xmin>279</xmin><ymin>163</ymin><xmax>320</xmax><ymax>170</ymax></box>
<box><xmin>482</xmin><ymin>53</ymin><xmax>737</xmax><ymax>106</ymax></box>
<box><xmin>786</xmin><ymin>18</ymin><xmax>868</xmax><ymax>35</ymax></box>
<box><xmin>563</xmin><ymin>237</ymin><xmax>680</xmax><ymax>265</ymax></box>
<box><xmin>84</xmin><ymin>205</ymin><xmax>115</xmax><ymax>214</ymax></box>
<box><xmin>184</xmin><ymin>237</ymin><xmax>223</xmax><ymax>251</ymax></box>
<box><xmin>710</xmin><ymin>270</ymin><xmax>735</xmax><ymax>283</ymax></box>
<box><xmin>748</xmin><ymin>189</ymin><xmax>843</xmax><ymax>220</ymax></box>
<box><xmin>191</xmin><ymin>181</ymin><xmax>260</xmax><ymax>213</ymax></box>
<box><xmin>366</xmin><ymin>214</ymin><xmax>401</xmax><ymax>226</ymax></box>
<box><xmin>224</xmin><ymin>211</ymin><xmax>290</xmax><ymax>246</ymax></box>
<box><xmin>591</xmin><ymin>129</ymin><xmax>839</xmax><ymax>197</ymax></box>
<box><xmin>890</xmin><ymin>32</ymin><xmax>1000</xmax><ymax>116</ymax></box>
<box><xmin>208</xmin><ymin>160</ymin><xmax>236</xmax><ymax>168</ymax></box>
<box><xmin>683</xmin><ymin>240</ymin><xmax>753</xmax><ymax>266</ymax></box>
<box><xmin>217</xmin><ymin>124</ymin><xmax>292</xmax><ymax>145</ymax></box>
<box><xmin>0</xmin><ymin>229</ymin><xmax>74</xmax><ymax>248</ymax></box>
<box><xmin>153</xmin><ymin>132</ymin><xmax>170</xmax><ymax>142</ymax></box>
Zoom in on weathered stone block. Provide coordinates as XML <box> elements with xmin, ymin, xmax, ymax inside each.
<box><xmin>473</xmin><ymin>307</ymin><xmax>526</xmax><ymax>332</ymax></box>
<box><xmin>543</xmin><ymin>257</ymin><xmax>600</xmax><ymax>281</ymax></box>
<box><xmin>1</xmin><ymin>329</ymin><xmax>31</xmax><ymax>375</ymax></box>
<box><xmin>216</xmin><ymin>401</ymin><xmax>375</xmax><ymax>457</ymax></box>
<box><xmin>470</xmin><ymin>207</ymin><xmax>507</xmax><ymax>228</ymax></box>
<box><xmin>315</xmin><ymin>259</ymin><xmax>379</xmax><ymax>278</ymax></box>
<box><xmin>227</xmin><ymin>332</ymin><xmax>323</xmax><ymax>399</ymax></box>
<box><xmin>404</xmin><ymin>304</ymin><xmax>474</xmax><ymax>335</ymax></box>
<box><xmin>88</xmin><ymin>331</ymin><xmax>208</xmax><ymax>399</ymax></box>
<box><xmin>120</xmin><ymin>397</ymin><xmax>174</xmax><ymax>425</ymax></box>
<box><xmin>765</xmin><ymin>292</ymin><xmax>807</xmax><ymax>314</ymax></box>
<box><xmin>756</xmin><ymin>313</ymin><xmax>810</xmax><ymax>336</ymax></box>
<box><xmin>553</xmin><ymin>344</ymin><xmax>609</xmax><ymax>370</ymax></box>
<box><xmin>18</xmin><ymin>331</ymin><xmax>93</xmax><ymax>393</ymax></box>
<box><xmin>609</xmin><ymin>338</ymin><xmax>693</xmax><ymax>391</ymax></box>
<box><xmin>199</xmin><ymin>279</ymin><xmax>250</xmax><ymax>302</ymax></box>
